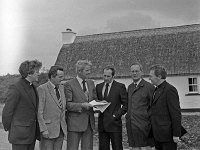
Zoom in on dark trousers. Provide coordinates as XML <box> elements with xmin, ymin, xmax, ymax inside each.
<box><xmin>155</xmin><ymin>141</ymin><xmax>177</xmax><ymax>150</ymax></box>
<box><xmin>12</xmin><ymin>140</ymin><xmax>36</xmax><ymax>150</ymax></box>
<box><xmin>99</xmin><ymin>131</ymin><xmax>123</xmax><ymax>150</ymax></box>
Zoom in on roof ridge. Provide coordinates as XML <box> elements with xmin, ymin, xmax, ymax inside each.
<box><xmin>75</xmin><ymin>24</ymin><xmax>200</xmax><ymax>43</ymax></box>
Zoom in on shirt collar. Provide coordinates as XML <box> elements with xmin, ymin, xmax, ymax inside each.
<box><xmin>24</xmin><ymin>78</ymin><xmax>33</xmax><ymax>85</ymax></box>
<box><xmin>133</xmin><ymin>78</ymin><xmax>142</xmax><ymax>86</ymax></box>
<box><xmin>104</xmin><ymin>79</ymin><xmax>114</xmax><ymax>87</ymax></box>
<box><xmin>49</xmin><ymin>80</ymin><xmax>56</xmax><ymax>89</ymax></box>
<box><xmin>76</xmin><ymin>76</ymin><xmax>85</xmax><ymax>84</ymax></box>
<box><xmin>157</xmin><ymin>80</ymin><xmax>166</xmax><ymax>88</ymax></box>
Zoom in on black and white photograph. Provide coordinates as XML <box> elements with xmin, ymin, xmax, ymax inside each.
<box><xmin>0</xmin><ymin>0</ymin><xmax>200</xmax><ymax>150</ymax></box>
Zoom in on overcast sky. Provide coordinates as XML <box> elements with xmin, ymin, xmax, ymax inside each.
<box><xmin>0</xmin><ymin>0</ymin><xmax>199</xmax><ymax>75</ymax></box>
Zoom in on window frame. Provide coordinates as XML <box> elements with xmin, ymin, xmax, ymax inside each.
<box><xmin>188</xmin><ymin>77</ymin><xmax>199</xmax><ymax>94</ymax></box>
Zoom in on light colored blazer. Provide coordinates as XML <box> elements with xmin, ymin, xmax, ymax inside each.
<box><xmin>64</xmin><ymin>78</ymin><xmax>97</xmax><ymax>132</ymax></box>
<box><xmin>37</xmin><ymin>81</ymin><xmax>67</xmax><ymax>138</ymax></box>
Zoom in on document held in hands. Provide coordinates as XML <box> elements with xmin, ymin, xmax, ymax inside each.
<box><xmin>89</xmin><ymin>100</ymin><xmax>111</xmax><ymax>113</ymax></box>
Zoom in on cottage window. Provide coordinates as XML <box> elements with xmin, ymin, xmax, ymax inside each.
<box><xmin>188</xmin><ymin>77</ymin><xmax>198</xmax><ymax>93</ymax></box>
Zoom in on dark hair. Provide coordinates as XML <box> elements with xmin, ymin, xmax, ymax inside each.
<box><xmin>103</xmin><ymin>66</ymin><xmax>115</xmax><ymax>76</ymax></box>
<box><xmin>19</xmin><ymin>60</ymin><xmax>42</xmax><ymax>78</ymax></box>
<box><xmin>48</xmin><ymin>66</ymin><xmax>64</xmax><ymax>79</ymax></box>
<box><xmin>150</xmin><ymin>65</ymin><xmax>167</xmax><ymax>79</ymax></box>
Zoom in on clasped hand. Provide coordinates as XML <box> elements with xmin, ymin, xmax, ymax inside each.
<box><xmin>173</xmin><ymin>136</ymin><xmax>181</xmax><ymax>143</ymax></box>
<box><xmin>81</xmin><ymin>102</ymin><xmax>93</xmax><ymax>110</ymax></box>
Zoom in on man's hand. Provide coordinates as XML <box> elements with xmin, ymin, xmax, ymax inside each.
<box><xmin>93</xmin><ymin>107</ymin><xmax>101</xmax><ymax>113</ymax></box>
<box><xmin>82</xmin><ymin>102</ymin><xmax>93</xmax><ymax>110</ymax></box>
<box><xmin>42</xmin><ymin>130</ymin><xmax>49</xmax><ymax>139</ymax></box>
<box><xmin>173</xmin><ymin>136</ymin><xmax>180</xmax><ymax>143</ymax></box>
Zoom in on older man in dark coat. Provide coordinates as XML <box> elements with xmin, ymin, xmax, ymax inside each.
<box><xmin>149</xmin><ymin>65</ymin><xmax>182</xmax><ymax>150</ymax></box>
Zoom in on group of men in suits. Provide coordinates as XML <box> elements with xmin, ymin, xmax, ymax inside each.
<box><xmin>2</xmin><ymin>59</ymin><xmax>183</xmax><ymax>150</ymax></box>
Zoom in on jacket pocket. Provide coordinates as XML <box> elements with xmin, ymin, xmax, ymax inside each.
<box><xmin>44</xmin><ymin>119</ymin><xmax>51</xmax><ymax>124</ymax></box>
<box><xmin>13</xmin><ymin>120</ymin><xmax>31</xmax><ymax>127</ymax></box>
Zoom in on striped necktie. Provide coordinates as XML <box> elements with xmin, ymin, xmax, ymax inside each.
<box><xmin>55</xmin><ymin>87</ymin><xmax>62</xmax><ymax>108</ymax></box>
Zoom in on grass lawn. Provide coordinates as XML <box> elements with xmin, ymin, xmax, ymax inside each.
<box><xmin>93</xmin><ymin>114</ymin><xmax>200</xmax><ymax>150</ymax></box>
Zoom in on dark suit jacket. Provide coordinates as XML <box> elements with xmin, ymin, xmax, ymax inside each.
<box><xmin>64</xmin><ymin>78</ymin><xmax>97</xmax><ymax>132</ymax></box>
<box><xmin>149</xmin><ymin>81</ymin><xmax>181</xmax><ymax>142</ymax></box>
<box><xmin>2</xmin><ymin>78</ymin><xmax>40</xmax><ymax>144</ymax></box>
<box><xmin>96</xmin><ymin>80</ymin><xmax>128</xmax><ymax>132</ymax></box>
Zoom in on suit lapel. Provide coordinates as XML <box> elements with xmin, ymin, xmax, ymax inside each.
<box><xmin>59</xmin><ymin>85</ymin><xmax>66</xmax><ymax>111</ymax></box>
<box><xmin>47</xmin><ymin>81</ymin><xmax>62</xmax><ymax>110</ymax></box>
<box><xmin>130</xmin><ymin>79</ymin><xmax>144</xmax><ymax>97</ymax></box>
<box><xmin>32</xmin><ymin>84</ymin><xmax>39</xmax><ymax>110</ymax></box>
<box><xmin>106</xmin><ymin>80</ymin><xmax>116</xmax><ymax>102</ymax></box>
<box><xmin>98</xmin><ymin>83</ymin><xmax>104</xmax><ymax>100</ymax></box>
<box><xmin>86</xmin><ymin>80</ymin><xmax>93</xmax><ymax>102</ymax></box>
<box><xmin>152</xmin><ymin>82</ymin><xmax>166</xmax><ymax>104</ymax></box>
<box><xmin>74</xmin><ymin>78</ymin><xmax>88</xmax><ymax>101</ymax></box>
<box><xmin>20</xmin><ymin>79</ymin><xmax>36</xmax><ymax>109</ymax></box>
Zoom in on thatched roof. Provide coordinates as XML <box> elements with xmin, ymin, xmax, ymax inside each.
<box><xmin>55</xmin><ymin>24</ymin><xmax>200</xmax><ymax>78</ymax></box>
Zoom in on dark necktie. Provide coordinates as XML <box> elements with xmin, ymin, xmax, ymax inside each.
<box><xmin>55</xmin><ymin>87</ymin><xmax>60</xmax><ymax>100</ymax></box>
<box><xmin>82</xmin><ymin>80</ymin><xmax>87</xmax><ymax>92</ymax></box>
<box><xmin>134</xmin><ymin>83</ymin><xmax>137</xmax><ymax>88</ymax></box>
<box><xmin>153</xmin><ymin>87</ymin><xmax>158</xmax><ymax>100</ymax></box>
<box><xmin>103</xmin><ymin>83</ymin><xmax>109</xmax><ymax>100</ymax></box>
<box><xmin>55</xmin><ymin>87</ymin><xmax>62</xmax><ymax>108</ymax></box>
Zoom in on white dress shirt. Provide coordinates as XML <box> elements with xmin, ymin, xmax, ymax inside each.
<box><xmin>102</xmin><ymin>80</ymin><xmax>113</xmax><ymax>98</ymax></box>
<box><xmin>76</xmin><ymin>76</ymin><xmax>88</xmax><ymax>92</ymax></box>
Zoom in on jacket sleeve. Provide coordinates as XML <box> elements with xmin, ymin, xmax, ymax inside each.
<box><xmin>91</xmin><ymin>81</ymin><xmax>98</xmax><ymax>101</ymax></box>
<box><xmin>64</xmin><ymin>82</ymin><xmax>83</xmax><ymax>112</ymax></box>
<box><xmin>37</xmin><ymin>86</ymin><xmax>48</xmax><ymax>132</ymax></box>
<box><xmin>2</xmin><ymin>85</ymin><xmax>20</xmax><ymax>131</ymax></box>
<box><xmin>115</xmin><ymin>84</ymin><xmax>128</xmax><ymax>118</ymax></box>
<box><xmin>166</xmin><ymin>86</ymin><xmax>181</xmax><ymax>137</ymax></box>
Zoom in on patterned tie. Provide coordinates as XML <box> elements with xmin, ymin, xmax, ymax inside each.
<box><xmin>55</xmin><ymin>87</ymin><xmax>62</xmax><ymax>108</ymax></box>
<box><xmin>153</xmin><ymin>87</ymin><xmax>158</xmax><ymax>100</ymax></box>
<box><xmin>82</xmin><ymin>80</ymin><xmax>87</xmax><ymax>92</ymax></box>
<box><xmin>103</xmin><ymin>83</ymin><xmax>109</xmax><ymax>100</ymax></box>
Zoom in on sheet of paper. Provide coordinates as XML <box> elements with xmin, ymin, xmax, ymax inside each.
<box><xmin>93</xmin><ymin>102</ymin><xmax>111</xmax><ymax>113</ymax></box>
<box><xmin>89</xmin><ymin>100</ymin><xmax>109</xmax><ymax>106</ymax></box>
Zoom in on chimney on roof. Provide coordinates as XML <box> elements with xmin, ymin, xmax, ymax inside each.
<box><xmin>62</xmin><ymin>28</ymin><xmax>76</xmax><ymax>45</ymax></box>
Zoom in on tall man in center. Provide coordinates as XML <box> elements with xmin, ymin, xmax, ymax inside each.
<box><xmin>96</xmin><ymin>66</ymin><xmax>128</xmax><ymax>150</ymax></box>
<box><xmin>64</xmin><ymin>60</ymin><xmax>97</xmax><ymax>150</ymax></box>
<box><xmin>126</xmin><ymin>63</ymin><xmax>155</xmax><ymax>150</ymax></box>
